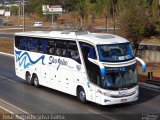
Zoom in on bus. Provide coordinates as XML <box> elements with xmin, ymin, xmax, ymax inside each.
<box><xmin>14</xmin><ymin>31</ymin><xmax>146</xmax><ymax>105</ymax></box>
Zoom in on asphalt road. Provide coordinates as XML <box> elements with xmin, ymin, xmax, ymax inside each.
<box><xmin>0</xmin><ymin>33</ymin><xmax>14</xmax><ymax>38</ymax></box>
<box><xmin>0</xmin><ymin>54</ymin><xmax>160</xmax><ymax>120</ymax></box>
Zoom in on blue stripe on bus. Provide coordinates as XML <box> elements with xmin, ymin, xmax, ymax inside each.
<box><xmin>15</xmin><ymin>50</ymin><xmax>45</xmax><ymax>69</ymax></box>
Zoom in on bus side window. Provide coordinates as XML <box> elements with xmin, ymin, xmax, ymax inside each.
<box><xmin>55</xmin><ymin>40</ymin><xmax>66</xmax><ymax>57</ymax></box>
<box><xmin>33</xmin><ymin>39</ymin><xmax>39</xmax><ymax>52</ymax></box>
<box><xmin>15</xmin><ymin>36</ymin><xmax>21</xmax><ymax>49</ymax></box>
<box><xmin>67</xmin><ymin>41</ymin><xmax>81</xmax><ymax>64</ymax></box>
<box><xmin>28</xmin><ymin>38</ymin><xmax>34</xmax><ymax>51</ymax></box>
<box><xmin>48</xmin><ymin>40</ymin><xmax>55</xmax><ymax>55</ymax></box>
<box><xmin>42</xmin><ymin>40</ymin><xmax>48</xmax><ymax>54</ymax></box>
<box><xmin>79</xmin><ymin>42</ymin><xmax>97</xmax><ymax>59</ymax></box>
<box><xmin>20</xmin><ymin>37</ymin><xmax>27</xmax><ymax>50</ymax></box>
<box><xmin>55</xmin><ymin>41</ymin><xmax>62</xmax><ymax>56</ymax></box>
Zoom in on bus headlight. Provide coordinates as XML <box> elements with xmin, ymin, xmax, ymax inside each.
<box><xmin>135</xmin><ymin>85</ymin><xmax>139</xmax><ymax>92</ymax></box>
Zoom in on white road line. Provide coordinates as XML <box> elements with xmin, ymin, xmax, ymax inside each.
<box><xmin>88</xmin><ymin>109</ymin><xmax>116</xmax><ymax>120</ymax></box>
<box><xmin>0</xmin><ymin>98</ymin><xmax>29</xmax><ymax>114</ymax></box>
<box><xmin>0</xmin><ymin>28</ymin><xmax>22</xmax><ymax>30</ymax></box>
<box><xmin>0</xmin><ymin>75</ymin><xmax>16</xmax><ymax>83</ymax></box>
<box><xmin>0</xmin><ymin>106</ymin><xmax>25</xmax><ymax>120</ymax></box>
<box><xmin>88</xmin><ymin>109</ymin><xmax>101</xmax><ymax>114</ymax></box>
<box><xmin>0</xmin><ymin>52</ymin><xmax>14</xmax><ymax>57</ymax></box>
<box><xmin>140</xmin><ymin>85</ymin><xmax>160</xmax><ymax>92</ymax></box>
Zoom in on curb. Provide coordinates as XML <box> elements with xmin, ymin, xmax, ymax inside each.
<box><xmin>139</xmin><ymin>82</ymin><xmax>160</xmax><ymax>90</ymax></box>
<box><xmin>0</xmin><ymin>52</ymin><xmax>14</xmax><ymax>57</ymax></box>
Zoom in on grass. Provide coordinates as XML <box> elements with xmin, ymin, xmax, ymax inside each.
<box><xmin>0</xmin><ymin>38</ymin><xmax>14</xmax><ymax>54</ymax></box>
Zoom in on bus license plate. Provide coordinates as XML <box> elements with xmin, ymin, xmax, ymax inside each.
<box><xmin>121</xmin><ymin>99</ymin><xmax>127</xmax><ymax>102</ymax></box>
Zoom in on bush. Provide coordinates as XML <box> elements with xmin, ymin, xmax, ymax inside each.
<box><xmin>143</xmin><ymin>21</ymin><xmax>157</xmax><ymax>37</ymax></box>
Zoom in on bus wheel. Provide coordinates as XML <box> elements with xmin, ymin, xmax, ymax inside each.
<box><xmin>78</xmin><ymin>88</ymin><xmax>86</xmax><ymax>103</ymax></box>
<box><xmin>26</xmin><ymin>72</ymin><xmax>33</xmax><ymax>85</ymax></box>
<box><xmin>33</xmin><ymin>75</ymin><xmax>40</xmax><ymax>88</ymax></box>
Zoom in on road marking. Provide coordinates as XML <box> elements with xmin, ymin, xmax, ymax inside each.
<box><xmin>0</xmin><ymin>98</ymin><xmax>29</xmax><ymax>114</ymax></box>
<box><xmin>0</xmin><ymin>52</ymin><xmax>14</xmax><ymax>57</ymax></box>
<box><xmin>140</xmin><ymin>85</ymin><xmax>160</xmax><ymax>92</ymax></box>
<box><xmin>88</xmin><ymin>109</ymin><xmax>116</xmax><ymax>120</ymax></box>
<box><xmin>0</xmin><ymin>75</ymin><xmax>16</xmax><ymax>83</ymax></box>
<box><xmin>0</xmin><ymin>28</ymin><xmax>22</xmax><ymax>30</ymax></box>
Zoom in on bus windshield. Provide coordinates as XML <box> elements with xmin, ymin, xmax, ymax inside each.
<box><xmin>103</xmin><ymin>64</ymin><xmax>137</xmax><ymax>90</ymax></box>
<box><xmin>97</xmin><ymin>43</ymin><xmax>135</xmax><ymax>62</ymax></box>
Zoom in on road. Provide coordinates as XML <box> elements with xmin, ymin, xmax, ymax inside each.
<box><xmin>0</xmin><ymin>33</ymin><xmax>14</xmax><ymax>38</ymax></box>
<box><xmin>0</xmin><ymin>54</ymin><xmax>160</xmax><ymax>120</ymax></box>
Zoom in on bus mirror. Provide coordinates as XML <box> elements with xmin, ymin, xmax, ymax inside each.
<box><xmin>88</xmin><ymin>58</ymin><xmax>106</xmax><ymax>77</ymax></box>
<box><xmin>136</xmin><ymin>57</ymin><xmax>146</xmax><ymax>73</ymax></box>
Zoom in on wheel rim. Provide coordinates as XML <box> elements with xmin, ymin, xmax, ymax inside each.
<box><xmin>79</xmin><ymin>90</ymin><xmax>86</xmax><ymax>102</ymax></box>
<box><xmin>34</xmin><ymin>77</ymin><xmax>39</xmax><ymax>86</ymax></box>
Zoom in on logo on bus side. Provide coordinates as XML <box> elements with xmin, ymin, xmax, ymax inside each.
<box><xmin>49</xmin><ymin>56</ymin><xmax>68</xmax><ymax>66</ymax></box>
<box><xmin>15</xmin><ymin>50</ymin><xmax>45</xmax><ymax>69</ymax></box>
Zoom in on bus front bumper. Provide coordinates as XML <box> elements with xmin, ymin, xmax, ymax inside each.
<box><xmin>100</xmin><ymin>86</ymin><xmax>139</xmax><ymax>105</ymax></box>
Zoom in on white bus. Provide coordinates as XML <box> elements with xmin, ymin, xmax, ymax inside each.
<box><xmin>14</xmin><ymin>31</ymin><xmax>146</xmax><ymax>105</ymax></box>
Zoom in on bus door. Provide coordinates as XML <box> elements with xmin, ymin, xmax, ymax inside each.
<box><xmin>87</xmin><ymin>70</ymin><xmax>101</xmax><ymax>103</ymax></box>
<box><xmin>80</xmin><ymin>42</ymin><xmax>101</xmax><ymax>103</ymax></box>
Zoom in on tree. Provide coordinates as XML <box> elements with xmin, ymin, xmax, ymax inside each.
<box><xmin>75</xmin><ymin>0</ymin><xmax>89</xmax><ymax>27</ymax></box>
<box><xmin>11</xmin><ymin>6</ymin><xmax>18</xmax><ymax>16</ymax></box>
<box><xmin>120</xmin><ymin>0</ymin><xmax>147</xmax><ymax>55</ymax></box>
<box><xmin>152</xmin><ymin>0</ymin><xmax>160</xmax><ymax>33</ymax></box>
<box><xmin>63</xmin><ymin>0</ymin><xmax>79</xmax><ymax>12</ymax></box>
<box><xmin>93</xmin><ymin>0</ymin><xmax>119</xmax><ymax>34</ymax></box>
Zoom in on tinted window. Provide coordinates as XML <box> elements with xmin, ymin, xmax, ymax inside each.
<box><xmin>67</xmin><ymin>41</ymin><xmax>81</xmax><ymax>64</ymax></box>
<box><xmin>15</xmin><ymin>36</ymin><xmax>42</xmax><ymax>53</ymax></box>
<box><xmin>15</xmin><ymin>36</ymin><xmax>81</xmax><ymax>64</ymax></box>
<box><xmin>80</xmin><ymin>42</ymin><xmax>97</xmax><ymax>59</ymax></box>
<box><xmin>97</xmin><ymin>43</ymin><xmax>135</xmax><ymax>62</ymax></box>
<box><xmin>55</xmin><ymin>40</ymin><xmax>66</xmax><ymax>56</ymax></box>
<box><xmin>15</xmin><ymin>36</ymin><xmax>20</xmax><ymax>49</ymax></box>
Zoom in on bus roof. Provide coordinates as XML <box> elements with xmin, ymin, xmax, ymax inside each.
<box><xmin>15</xmin><ymin>31</ymin><xmax>129</xmax><ymax>45</ymax></box>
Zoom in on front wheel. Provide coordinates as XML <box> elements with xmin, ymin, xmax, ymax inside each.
<box><xmin>78</xmin><ymin>88</ymin><xmax>86</xmax><ymax>103</ymax></box>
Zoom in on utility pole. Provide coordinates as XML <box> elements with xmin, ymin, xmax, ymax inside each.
<box><xmin>18</xmin><ymin>4</ymin><xmax>20</xmax><ymax>25</ymax></box>
<box><xmin>22</xmin><ymin>0</ymin><xmax>25</xmax><ymax>32</ymax></box>
<box><xmin>105</xmin><ymin>12</ymin><xmax>108</xmax><ymax>33</ymax></box>
<box><xmin>112</xmin><ymin>0</ymin><xmax>116</xmax><ymax>34</ymax></box>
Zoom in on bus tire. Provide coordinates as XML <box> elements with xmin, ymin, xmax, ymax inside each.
<box><xmin>25</xmin><ymin>72</ymin><xmax>33</xmax><ymax>85</ymax></box>
<box><xmin>78</xmin><ymin>87</ymin><xmax>86</xmax><ymax>103</ymax></box>
<box><xmin>33</xmin><ymin>75</ymin><xmax>40</xmax><ymax>88</ymax></box>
